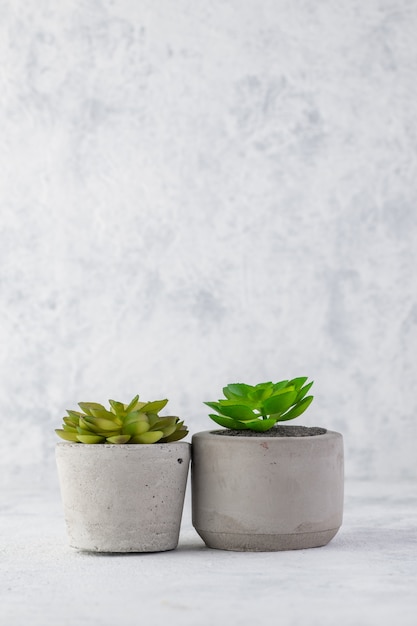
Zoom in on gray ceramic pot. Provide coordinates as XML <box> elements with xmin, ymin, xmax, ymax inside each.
<box><xmin>191</xmin><ymin>428</ymin><xmax>343</xmax><ymax>551</ymax></box>
<box><xmin>56</xmin><ymin>442</ymin><xmax>190</xmax><ymax>552</ymax></box>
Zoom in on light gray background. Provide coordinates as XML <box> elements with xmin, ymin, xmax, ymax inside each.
<box><xmin>1</xmin><ymin>0</ymin><xmax>416</xmax><ymax>485</ymax></box>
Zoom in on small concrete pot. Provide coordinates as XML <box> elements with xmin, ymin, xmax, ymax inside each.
<box><xmin>56</xmin><ymin>442</ymin><xmax>190</xmax><ymax>552</ymax></box>
<box><xmin>191</xmin><ymin>428</ymin><xmax>343</xmax><ymax>551</ymax></box>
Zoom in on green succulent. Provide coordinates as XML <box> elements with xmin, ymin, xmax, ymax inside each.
<box><xmin>55</xmin><ymin>395</ymin><xmax>188</xmax><ymax>444</ymax></box>
<box><xmin>205</xmin><ymin>377</ymin><xmax>314</xmax><ymax>432</ymax></box>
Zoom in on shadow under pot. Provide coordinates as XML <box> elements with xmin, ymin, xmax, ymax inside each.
<box><xmin>56</xmin><ymin>442</ymin><xmax>190</xmax><ymax>553</ymax></box>
<box><xmin>191</xmin><ymin>426</ymin><xmax>344</xmax><ymax>552</ymax></box>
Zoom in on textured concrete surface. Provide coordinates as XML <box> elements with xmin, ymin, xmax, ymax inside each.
<box><xmin>1</xmin><ymin>480</ymin><xmax>416</xmax><ymax>626</ymax></box>
<box><xmin>192</xmin><ymin>430</ymin><xmax>343</xmax><ymax>550</ymax></box>
<box><xmin>56</xmin><ymin>442</ymin><xmax>190</xmax><ymax>552</ymax></box>
<box><xmin>1</xmin><ymin>1</ymin><xmax>417</xmax><ymax>489</ymax></box>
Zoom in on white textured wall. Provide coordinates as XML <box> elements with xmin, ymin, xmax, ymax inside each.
<box><xmin>1</xmin><ymin>0</ymin><xmax>416</xmax><ymax>484</ymax></box>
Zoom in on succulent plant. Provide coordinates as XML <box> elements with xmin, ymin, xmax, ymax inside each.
<box><xmin>205</xmin><ymin>377</ymin><xmax>314</xmax><ymax>432</ymax></box>
<box><xmin>55</xmin><ymin>395</ymin><xmax>188</xmax><ymax>444</ymax></box>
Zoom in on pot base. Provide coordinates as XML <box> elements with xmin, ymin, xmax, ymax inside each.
<box><xmin>69</xmin><ymin>533</ymin><xmax>178</xmax><ymax>553</ymax></box>
<box><xmin>195</xmin><ymin>528</ymin><xmax>339</xmax><ymax>552</ymax></box>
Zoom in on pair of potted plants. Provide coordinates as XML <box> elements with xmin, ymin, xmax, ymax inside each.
<box><xmin>56</xmin><ymin>378</ymin><xmax>344</xmax><ymax>553</ymax></box>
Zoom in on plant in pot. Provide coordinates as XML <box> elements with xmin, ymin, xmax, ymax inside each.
<box><xmin>191</xmin><ymin>377</ymin><xmax>344</xmax><ymax>552</ymax></box>
<box><xmin>55</xmin><ymin>394</ymin><xmax>190</xmax><ymax>553</ymax></box>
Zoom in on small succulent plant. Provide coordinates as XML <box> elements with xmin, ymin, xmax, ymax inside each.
<box><xmin>205</xmin><ymin>377</ymin><xmax>314</xmax><ymax>432</ymax></box>
<box><xmin>55</xmin><ymin>395</ymin><xmax>188</xmax><ymax>444</ymax></box>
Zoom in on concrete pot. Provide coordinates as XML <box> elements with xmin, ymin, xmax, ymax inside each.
<box><xmin>191</xmin><ymin>428</ymin><xmax>343</xmax><ymax>551</ymax></box>
<box><xmin>56</xmin><ymin>442</ymin><xmax>190</xmax><ymax>552</ymax></box>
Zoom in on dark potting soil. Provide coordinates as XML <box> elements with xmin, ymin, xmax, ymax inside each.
<box><xmin>213</xmin><ymin>425</ymin><xmax>327</xmax><ymax>437</ymax></box>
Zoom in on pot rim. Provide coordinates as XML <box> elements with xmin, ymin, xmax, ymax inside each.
<box><xmin>192</xmin><ymin>428</ymin><xmax>342</xmax><ymax>442</ymax></box>
<box><xmin>55</xmin><ymin>441</ymin><xmax>191</xmax><ymax>450</ymax></box>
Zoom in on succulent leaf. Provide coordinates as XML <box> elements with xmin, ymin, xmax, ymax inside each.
<box><xmin>76</xmin><ymin>427</ymin><xmax>98</xmax><ymax>436</ymax></box>
<box><xmin>109</xmin><ymin>399</ymin><xmax>125</xmax><ymax>415</ymax></box>
<box><xmin>124</xmin><ymin>395</ymin><xmax>140</xmax><ymax>414</ymax></box>
<box><xmin>78</xmin><ymin>402</ymin><xmax>106</xmax><ymax>416</ymax></box>
<box><xmin>243</xmin><ymin>418</ymin><xmax>277</xmax><ymax>432</ymax></box>
<box><xmin>55</xmin><ymin>429</ymin><xmax>79</xmax><ymax>442</ymax></box>
<box><xmin>160</xmin><ymin>428</ymin><xmax>188</xmax><ymax>443</ymax></box>
<box><xmin>139</xmin><ymin>399</ymin><xmax>168</xmax><ymax>413</ymax></box>
<box><xmin>160</xmin><ymin>424</ymin><xmax>178</xmax><ymax>438</ymax></box>
<box><xmin>146</xmin><ymin>413</ymin><xmax>160</xmax><ymax>427</ymax></box>
<box><xmin>295</xmin><ymin>381</ymin><xmax>314</xmax><ymax>403</ymax></box>
<box><xmin>122</xmin><ymin>420</ymin><xmax>150</xmax><ymax>436</ymax></box>
<box><xmin>262</xmin><ymin>389</ymin><xmax>297</xmax><ymax>415</ymax></box>
<box><xmin>204</xmin><ymin>401</ymin><xmax>223</xmax><ymax>412</ymax></box>
<box><xmin>124</xmin><ymin>411</ymin><xmax>148</xmax><ymax>425</ymax></box>
<box><xmin>288</xmin><ymin>377</ymin><xmax>308</xmax><ymax>391</ymax></box>
<box><xmin>76</xmin><ymin>434</ymin><xmax>106</xmax><ymax>444</ymax></box>
<box><xmin>89</xmin><ymin>407</ymin><xmax>117</xmax><ymax>420</ymax></box>
<box><xmin>249</xmin><ymin>382</ymin><xmax>274</xmax><ymax>402</ymax></box>
<box><xmin>224</xmin><ymin>383</ymin><xmax>254</xmax><ymax>398</ymax></box>
<box><xmin>208</xmin><ymin>413</ymin><xmax>250</xmax><ymax>430</ymax></box>
<box><xmin>131</xmin><ymin>431</ymin><xmax>164</xmax><ymax>444</ymax></box>
<box><xmin>66</xmin><ymin>410</ymin><xmax>85</xmax><ymax>420</ymax></box>
<box><xmin>63</xmin><ymin>416</ymin><xmax>79</xmax><ymax>428</ymax></box>
<box><xmin>214</xmin><ymin>402</ymin><xmax>256</xmax><ymax>421</ymax></box>
<box><xmin>95</xmin><ymin>431</ymin><xmax>121</xmax><ymax>438</ymax></box>
<box><xmin>151</xmin><ymin>417</ymin><xmax>179</xmax><ymax>431</ymax></box>
<box><xmin>62</xmin><ymin>424</ymin><xmax>77</xmax><ymax>432</ymax></box>
<box><xmin>279</xmin><ymin>395</ymin><xmax>314</xmax><ymax>421</ymax></box>
<box><xmin>272</xmin><ymin>380</ymin><xmax>289</xmax><ymax>392</ymax></box>
<box><xmin>79</xmin><ymin>417</ymin><xmax>97</xmax><ymax>432</ymax></box>
<box><xmin>84</xmin><ymin>416</ymin><xmax>121</xmax><ymax>432</ymax></box>
<box><xmin>222</xmin><ymin>387</ymin><xmax>235</xmax><ymax>400</ymax></box>
<box><xmin>106</xmin><ymin>434</ymin><xmax>131</xmax><ymax>444</ymax></box>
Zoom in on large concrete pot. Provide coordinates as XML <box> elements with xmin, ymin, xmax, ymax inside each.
<box><xmin>56</xmin><ymin>442</ymin><xmax>190</xmax><ymax>552</ymax></box>
<box><xmin>191</xmin><ymin>427</ymin><xmax>343</xmax><ymax>551</ymax></box>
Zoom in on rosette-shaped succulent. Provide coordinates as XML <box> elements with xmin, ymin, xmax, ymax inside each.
<box><xmin>55</xmin><ymin>395</ymin><xmax>188</xmax><ymax>444</ymax></box>
<box><xmin>205</xmin><ymin>377</ymin><xmax>314</xmax><ymax>432</ymax></box>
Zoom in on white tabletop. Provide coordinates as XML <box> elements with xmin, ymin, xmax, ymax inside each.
<box><xmin>1</xmin><ymin>480</ymin><xmax>416</xmax><ymax>626</ymax></box>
